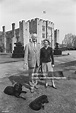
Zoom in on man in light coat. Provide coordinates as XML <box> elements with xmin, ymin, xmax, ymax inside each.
<box><xmin>24</xmin><ymin>33</ymin><xmax>40</xmax><ymax>92</ymax></box>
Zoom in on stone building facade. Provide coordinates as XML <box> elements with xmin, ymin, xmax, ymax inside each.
<box><xmin>0</xmin><ymin>23</ymin><xmax>19</xmax><ymax>53</ymax></box>
<box><xmin>20</xmin><ymin>18</ymin><xmax>55</xmax><ymax>48</ymax></box>
<box><xmin>0</xmin><ymin>18</ymin><xmax>59</xmax><ymax>53</ymax></box>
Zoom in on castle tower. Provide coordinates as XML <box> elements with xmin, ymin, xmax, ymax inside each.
<box><xmin>27</xmin><ymin>18</ymin><xmax>55</xmax><ymax>48</ymax></box>
<box><xmin>24</xmin><ymin>21</ymin><xmax>30</xmax><ymax>47</ymax></box>
<box><xmin>54</xmin><ymin>29</ymin><xmax>59</xmax><ymax>45</ymax></box>
<box><xmin>2</xmin><ymin>26</ymin><xmax>6</xmax><ymax>53</ymax></box>
<box><xmin>46</xmin><ymin>21</ymin><xmax>54</xmax><ymax>49</ymax></box>
<box><xmin>19</xmin><ymin>20</ymin><xmax>27</xmax><ymax>46</ymax></box>
<box><xmin>12</xmin><ymin>23</ymin><xmax>16</xmax><ymax>53</ymax></box>
<box><xmin>37</xmin><ymin>18</ymin><xmax>46</xmax><ymax>44</ymax></box>
<box><xmin>19</xmin><ymin>21</ymin><xmax>23</xmax><ymax>44</ymax></box>
<box><xmin>51</xmin><ymin>23</ymin><xmax>54</xmax><ymax>49</ymax></box>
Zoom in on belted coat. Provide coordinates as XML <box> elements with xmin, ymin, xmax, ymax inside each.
<box><xmin>24</xmin><ymin>42</ymin><xmax>40</xmax><ymax>68</ymax></box>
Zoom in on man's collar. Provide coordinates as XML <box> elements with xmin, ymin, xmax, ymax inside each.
<box><xmin>44</xmin><ymin>45</ymin><xmax>49</xmax><ymax>49</ymax></box>
<box><xmin>31</xmin><ymin>41</ymin><xmax>37</xmax><ymax>43</ymax></box>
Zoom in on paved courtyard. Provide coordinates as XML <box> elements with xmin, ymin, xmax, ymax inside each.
<box><xmin>0</xmin><ymin>51</ymin><xmax>76</xmax><ymax>113</ymax></box>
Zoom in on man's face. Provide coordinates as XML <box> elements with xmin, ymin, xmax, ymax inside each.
<box><xmin>44</xmin><ymin>40</ymin><xmax>49</xmax><ymax>47</ymax></box>
<box><xmin>32</xmin><ymin>36</ymin><xmax>37</xmax><ymax>42</ymax></box>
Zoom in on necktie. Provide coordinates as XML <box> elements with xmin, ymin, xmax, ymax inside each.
<box><xmin>33</xmin><ymin>43</ymin><xmax>36</xmax><ymax>53</ymax></box>
<box><xmin>34</xmin><ymin>43</ymin><xmax>35</xmax><ymax>47</ymax></box>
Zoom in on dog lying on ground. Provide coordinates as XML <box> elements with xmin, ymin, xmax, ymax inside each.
<box><xmin>29</xmin><ymin>95</ymin><xmax>49</xmax><ymax>111</ymax></box>
<box><xmin>4</xmin><ymin>83</ymin><xmax>27</xmax><ymax>100</ymax></box>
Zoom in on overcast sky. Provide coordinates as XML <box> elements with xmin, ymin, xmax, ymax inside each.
<box><xmin>0</xmin><ymin>0</ymin><xmax>76</xmax><ymax>43</ymax></box>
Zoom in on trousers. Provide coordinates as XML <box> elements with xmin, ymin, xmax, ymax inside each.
<box><xmin>42</xmin><ymin>62</ymin><xmax>53</xmax><ymax>84</ymax></box>
<box><xmin>29</xmin><ymin>65</ymin><xmax>39</xmax><ymax>87</ymax></box>
<box><xmin>42</xmin><ymin>62</ymin><xmax>53</xmax><ymax>72</ymax></box>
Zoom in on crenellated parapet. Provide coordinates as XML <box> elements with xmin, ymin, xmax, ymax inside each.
<box><xmin>0</xmin><ymin>18</ymin><xmax>59</xmax><ymax>53</ymax></box>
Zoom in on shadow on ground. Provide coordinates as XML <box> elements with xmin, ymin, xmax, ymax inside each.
<box><xmin>1</xmin><ymin>66</ymin><xmax>76</xmax><ymax>113</ymax></box>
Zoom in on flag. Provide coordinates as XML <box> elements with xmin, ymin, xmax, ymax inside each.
<box><xmin>43</xmin><ymin>11</ymin><xmax>46</xmax><ymax>14</ymax></box>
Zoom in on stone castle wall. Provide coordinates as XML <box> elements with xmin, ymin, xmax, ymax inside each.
<box><xmin>0</xmin><ymin>18</ymin><xmax>59</xmax><ymax>53</ymax></box>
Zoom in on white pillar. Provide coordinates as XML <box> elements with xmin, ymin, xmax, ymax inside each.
<box><xmin>51</xmin><ymin>22</ymin><xmax>54</xmax><ymax>49</ymax></box>
<box><xmin>52</xmin><ymin>27</ymin><xmax>54</xmax><ymax>49</ymax></box>
<box><xmin>24</xmin><ymin>21</ymin><xmax>30</xmax><ymax>47</ymax></box>
<box><xmin>19</xmin><ymin>20</ymin><xmax>27</xmax><ymax>46</ymax></box>
<box><xmin>12</xmin><ymin>23</ymin><xmax>16</xmax><ymax>53</ymax></box>
<box><xmin>2</xmin><ymin>26</ymin><xmax>6</xmax><ymax>53</ymax></box>
<box><xmin>54</xmin><ymin>29</ymin><xmax>59</xmax><ymax>44</ymax></box>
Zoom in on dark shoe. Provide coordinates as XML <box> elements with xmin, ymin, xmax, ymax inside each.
<box><xmin>51</xmin><ymin>85</ymin><xmax>57</xmax><ymax>89</ymax></box>
<box><xmin>34</xmin><ymin>85</ymin><xmax>38</xmax><ymax>89</ymax></box>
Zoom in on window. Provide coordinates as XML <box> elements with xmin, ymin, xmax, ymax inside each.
<box><xmin>42</xmin><ymin>33</ymin><xmax>45</xmax><ymax>38</ymax></box>
<box><xmin>42</xmin><ymin>25</ymin><xmax>45</xmax><ymax>31</ymax></box>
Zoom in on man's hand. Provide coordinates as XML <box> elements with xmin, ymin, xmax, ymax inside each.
<box><xmin>23</xmin><ymin>64</ymin><xmax>28</xmax><ymax>70</ymax></box>
<box><xmin>52</xmin><ymin>64</ymin><xmax>54</xmax><ymax>67</ymax></box>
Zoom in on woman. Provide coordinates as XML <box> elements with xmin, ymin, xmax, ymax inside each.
<box><xmin>40</xmin><ymin>39</ymin><xmax>56</xmax><ymax>88</ymax></box>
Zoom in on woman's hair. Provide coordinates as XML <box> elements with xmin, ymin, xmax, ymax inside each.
<box><xmin>43</xmin><ymin>39</ymin><xmax>50</xmax><ymax>45</ymax></box>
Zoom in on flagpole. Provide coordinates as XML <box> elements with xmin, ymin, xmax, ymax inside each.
<box><xmin>42</xmin><ymin>10</ymin><xmax>46</xmax><ymax>20</ymax></box>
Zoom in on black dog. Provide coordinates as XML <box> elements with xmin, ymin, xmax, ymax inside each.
<box><xmin>29</xmin><ymin>95</ymin><xmax>49</xmax><ymax>111</ymax></box>
<box><xmin>4</xmin><ymin>83</ymin><xmax>27</xmax><ymax>100</ymax></box>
